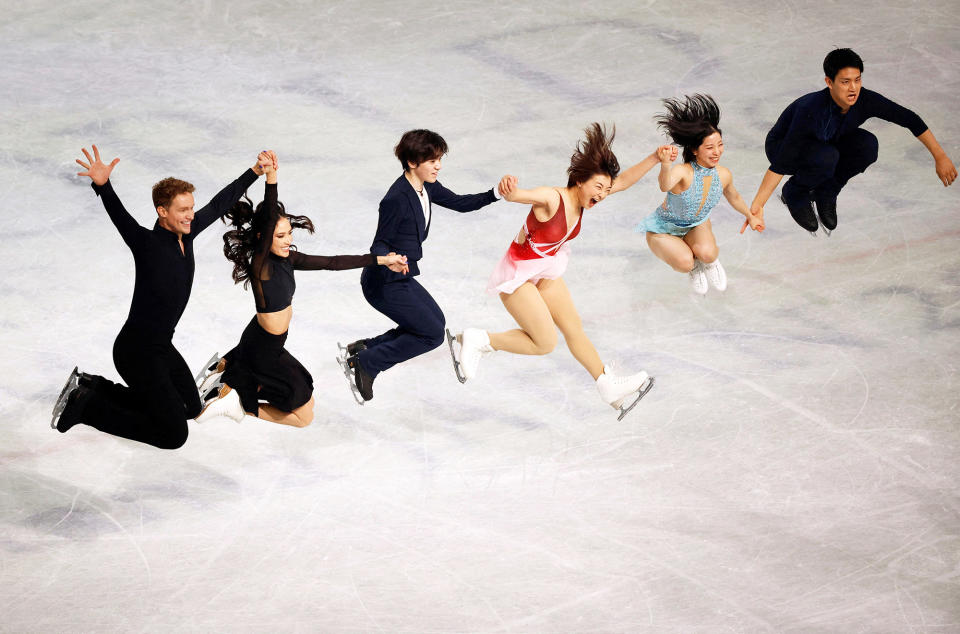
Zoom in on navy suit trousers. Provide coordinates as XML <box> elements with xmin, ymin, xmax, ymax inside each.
<box><xmin>357</xmin><ymin>269</ymin><xmax>446</xmax><ymax>377</ymax></box>
<box><xmin>766</xmin><ymin>128</ymin><xmax>879</xmax><ymax>204</ymax></box>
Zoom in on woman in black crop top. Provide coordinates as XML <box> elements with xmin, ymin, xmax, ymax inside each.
<box><xmin>197</xmin><ymin>153</ymin><xmax>407</xmax><ymax>427</ymax></box>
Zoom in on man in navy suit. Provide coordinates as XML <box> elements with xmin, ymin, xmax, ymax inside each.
<box><xmin>344</xmin><ymin>129</ymin><xmax>505</xmax><ymax>400</ymax></box>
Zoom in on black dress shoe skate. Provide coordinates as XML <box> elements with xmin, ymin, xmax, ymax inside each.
<box><xmin>345</xmin><ymin>339</ymin><xmax>368</xmax><ymax>356</ymax></box>
<box><xmin>347</xmin><ymin>355</ymin><xmax>374</xmax><ymax>401</ymax></box>
<box><xmin>55</xmin><ymin>385</ymin><xmax>91</xmax><ymax>433</ymax></box>
<box><xmin>780</xmin><ymin>192</ymin><xmax>819</xmax><ymax>233</ymax></box>
<box><xmin>813</xmin><ymin>195</ymin><xmax>837</xmax><ymax>232</ymax></box>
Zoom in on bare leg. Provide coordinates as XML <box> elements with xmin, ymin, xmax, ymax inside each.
<box><xmin>255</xmin><ymin>395</ymin><xmax>315</xmax><ymax>428</ymax></box>
<box><xmin>486</xmin><ymin>282</ymin><xmax>558</xmax><ymax>355</ymax></box>
<box><xmin>537</xmin><ymin>277</ymin><xmax>604</xmax><ymax>380</ymax></box>
<box><xmin>683</xmin><ymin>220</ymin><xmax>718</xmax><ymax>263</ymax></box>
<box><xmin>646</xmin><ymin>231</ymin><xmax>696</xmax><ymax>272</ymax></box>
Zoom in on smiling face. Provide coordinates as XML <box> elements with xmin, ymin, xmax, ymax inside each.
<box><xmin>576</xmin><ymin>173</ymin><xmax>613</xmax><ymax>209</ymax></box>
<box><xmin>270</xmin><ymin>216</ymin><xmax>293</xmax><ymax>257</ymax></box>
<box><xmin>692</xmin><ymin>131</ymin><xmax>724</xmax><ymax>168</ymax></box>
<box><xmin>409</xmin><ymin>157</ymin><xmax>442</xmax><ymax>184</ymax></box>
<box><xmin>156</xmin><ymin>192</ymin><xmax>195</xmax><ymax>237</ymax></box>
<box><xmin>826</xmin><ymin>66</ymin><xmax>862</xmax><ymax>112</ymax></box>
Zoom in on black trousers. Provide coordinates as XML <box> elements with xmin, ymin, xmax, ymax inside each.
<box><xmin>766</xmin><ymin>128</ymin><xmax>879</xmax><ymax>203</ymax></box>
<box><xmin>357</xmin><ymin>269</ymin><xmax>445</xmax><ymax>378</ymax></box>
<box><xmin>79</xmin><ymin>323</ymin><xmax>201</xmax><ymax>450</ymax></box>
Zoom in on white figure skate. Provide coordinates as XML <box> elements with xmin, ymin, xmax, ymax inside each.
<box><xmin>596</xmin><ymin>367</ymin><xmax>655</xmax><ymax>421</ymax></box>
<box><xmin>688</xmin><ymin>261</ymin><xmax>708</xmax><ymax>295</ymax></box>
<box><xmin>702</xmin><ymin>260</ymin><xmax>727</xmax><ymax>291</ymax></box>
<box><xmin>194</xmin><ymin>385</ymin><xmax>244</xmax><ymax>423</ymax></box>
<box><xmin>446</xmin><ymin>328</ymin><xmax>493</xmax><ymax>382</ymax></box>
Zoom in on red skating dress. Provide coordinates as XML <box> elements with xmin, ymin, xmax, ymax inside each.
<box><xmin>487</xmin><ymin>193</ymin><xmax>582</xmax><ymax>295</ymax></box>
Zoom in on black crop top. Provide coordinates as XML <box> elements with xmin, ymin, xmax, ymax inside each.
<box><xmin>251</xmin><ymin>250</ymin><xmax>376</xmax><ymax>313</ymax></box>
<box><xmin>249</xmin><ymin>182</ymin><xmax>376</xmax><ymax>313</ymax></box>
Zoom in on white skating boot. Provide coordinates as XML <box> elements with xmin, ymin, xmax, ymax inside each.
<box><xmin>688</xmin><ymin>260</ymin><xmax>708</xmax><ymax>295</ymax></box>
<box><xmin>458</xmin><ymin>328</ymin><xmax>494</xmax><ymax>380</ymax></box>
<box><xmin>596</xmin><ymin>367</ymin><xmax>655</xmax><ymax>421</ymax></box>
<box><xmin>702</xmin><ymin>259</ymin><xmax>727</xmax><ymax>291</ymax></box>
<box><xmin>194</xmin><ymin>385</ymin><xmax>245</xmax><ymax>424</ymax></box>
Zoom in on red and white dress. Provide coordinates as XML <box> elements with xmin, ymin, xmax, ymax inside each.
<box><xmin>487</xmin><ymin>193</ymin><xmax>582</xmax><ymax>295</ymax></box>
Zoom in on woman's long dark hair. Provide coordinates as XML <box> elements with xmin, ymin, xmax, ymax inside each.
<box><xmin>222</xmin><ymin>193</ymin><xmax>315</xmax><ymax>287</ymax></box>
<box><xmin>567</xmin><ymin>122</ymin><xmax>620</xmax><ymax>187</ymax></box>
<box><xmin>655</xmin><ymin>94</ymin><xmax>722</xmax><ymax>163</ymax></box>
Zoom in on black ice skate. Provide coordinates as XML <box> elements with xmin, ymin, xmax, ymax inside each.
<box><xmin>444</xmin><ymin>329</ymin><xmax>467</xmax><ymax>384</ymax></box>
<box><xmin>780</xmin><ymin>192</ymin><xmax>819</xmax><ymax>237</ymax></box>
<box><xmin>336</xmin><ymin>343</ymin><xmax>369</xmax><ymax>405</ymax></box>
<box><xmin>51</xmin><ymin>366</ymin><xmax>81</xmax><ymax>429</ymax></box>
<box><xmin>813</xmin><ymin>195</ymin><xmax>837</xmax><ymax>236</ymax></box>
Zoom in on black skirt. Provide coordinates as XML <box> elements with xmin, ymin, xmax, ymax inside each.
<box><xmin>221</xmin><ymin>317</ymin><xmax>313</xmax><ymax>414</ymax></box>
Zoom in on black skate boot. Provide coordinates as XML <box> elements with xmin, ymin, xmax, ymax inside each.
<box><xmin>54</xmin><ymin>385</ymin><xmax>92</xmax><ymax>433</ymax></box>
<box><xmin>813</xmin><ymin>194</ymin><xmax>837</xmax><ymax>234</ymax></box>
<box><xmin>781</xmin><ymin>179</ymin><xmax>818</xmax><ymax>234</ymax></box>
<box><xmin>347</xmin><ymin>355</ymin><xmax>374</xmax><ymax>401</ymax></box>
<box><xmin>345</xmin><ymin>339</ymin><xmax>368</xmax><ymax>356</ymax></box>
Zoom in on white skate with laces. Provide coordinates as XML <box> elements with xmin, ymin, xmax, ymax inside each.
<box><xmin>446</xmin><ymin>328</ymin><xmax>494</xmax><ymax>382</ymax></box>
<box><xmin>596</xmin><ymin>366</ymin><xmax>655</xmax><ymax>421</ymax></box>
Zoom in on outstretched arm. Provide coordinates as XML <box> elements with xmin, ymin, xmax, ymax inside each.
<box><xmin>718</xmin><ymin>169</ymin><xmax>763</xmax><ymax>234</ymax></box>
<box><xmin>748</xmin><ymin>169</ymin><xmax>784</xmax><ymax>230</ymax></box>
<box><xmin>427</xmin><ymin>181</ymin><xmax>498</xmax><ymax>213</ymax></box>
<box><xmin>76</xmin><ymin>145</ymin><xmax>141</xmax><ymax>246</ymax></box>
<box><xmin>917</xmin><ymin>130</ymin><xmax>957</xmax><ymax>187</ymax></box>
<box><xmin>191</xmin><ymin>151</ymin><xmax>271</xmax><ymax>234</ymax></box>
<box><xmin>610</xmin><ymin>145</ymin><xmax>678</xmax><ymax>194</ymax></box>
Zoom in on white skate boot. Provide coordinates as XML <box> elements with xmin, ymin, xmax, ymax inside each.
<box><xmin>596</xmin><ymin>367</ymin><xmax>655</xmax><ymax>421</ymax></box>
<box><xmin>194</xmin><ymin>385</ymin><xmax>245</xmax><ymax>424</ymax></box>
<box><xmin>458</xmin><ymin>328</ymin><xmax>494</xmax><ymax>381</ymax></box>
<box><xmin>688</xmin><ymin>260</ymin><xmax>708</xmax><ymax>295</ymax></box>
<box><xmin>702</xmin><ymin>259</ymin><xmax>727</xmax><ymax>291</ymax></box>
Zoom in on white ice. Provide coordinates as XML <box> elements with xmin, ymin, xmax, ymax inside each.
<box><xmin>2</xmin><ymin>1</ymin><xmax>959</xmax><ymax>631</ymax></box>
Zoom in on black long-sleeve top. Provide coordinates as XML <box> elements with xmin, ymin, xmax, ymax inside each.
<box><xmin>92</xmin><ymin>168</ymin><xmax>259</xmax><ymax>337</ymax></box>
<box><xmin>249</xmin><ymin>182</ymin><xmax>377</xmax><ymax>313</ymax></box>
<box><xmin>766</xmin><ymin>87</ymin><xmax>928</xmax><ymax>174</ymax></box>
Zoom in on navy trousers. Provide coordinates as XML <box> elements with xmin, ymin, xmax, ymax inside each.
<box><xmin>766</xmin><ymin>128</ymin><xmax>879</xmax><ymax>204</ymax></box>
<box><xmin>357</xmin><ymin>268</ymin><xmax>446</xmax><ymax>378</ymax></box>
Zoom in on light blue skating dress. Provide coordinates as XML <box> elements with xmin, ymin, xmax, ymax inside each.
<box><xmin>637</xmin><ymin>161</ymin><xmax>722</xmax><ymax>236</ymax></box>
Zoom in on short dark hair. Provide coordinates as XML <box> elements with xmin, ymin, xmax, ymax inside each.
<box><xmin>566</xmin><ymin>122</ymin><xmax>620</xmax><ymax>188</ymax></box>
<box><xmin>394</xmin><ymin>129</ymin><xmax>448</xmax><ymax>172</ymax></box>
<box><xmin>823</xmin><ymin>48</ymin><xmax>863</xmax><ymax>80</ymax></box>
<box><xmin>152</xmin><ymin>177</ymin><xmax>195</xmax><ymax>209</ymax></box>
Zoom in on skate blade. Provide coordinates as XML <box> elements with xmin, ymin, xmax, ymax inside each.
<box><xmin>444</xmin><ymin>328</ymin><xmax>467</xmax><ymax>384</ymax></box>
<box><xmin>193</xmin><ymin>352</ymin><xmax>221</xmax><ymax>384</ymax></box>
<box><xmin>616</xmin><ymin>376</ymin><xmax>655</xmax><ymax>421</ymax></box>
<box><xmin>335</xmin><ymin>355</ymin><xmax>365</xmax><ymax>406</ymax></box>
<box><xmin>51</xmin><ymin>366</ymin><xmax>80</xmax><ymax>428</ymax></box>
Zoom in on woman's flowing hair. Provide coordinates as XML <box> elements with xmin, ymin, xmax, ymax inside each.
<box><xmin>655</xmin><ymin>94</ymin><xmax>722</xmax><ymax>163</ymax></box>
<box><xmin>567</xmin><ymin>122</ymin><xmax>620</xmax><ymax>187</ymax></box>
<box><xmin>222</xmin><ymin>193</ymin><xmax>315</xmax><ymax>287</ymax></box>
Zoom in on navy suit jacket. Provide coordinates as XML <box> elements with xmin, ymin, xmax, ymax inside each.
<box><xmin>367</xmin><ymin>174</ymin><xmax>497</xmax><ymax>282</ymax></box>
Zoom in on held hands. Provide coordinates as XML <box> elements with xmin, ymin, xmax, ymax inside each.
<box><xmin>498</xmin><ymin>174</ymin><xmax>519</xmax><ymax>201</ymax></box>
<box><xmin>382</xmin><ymin>252</ymin><xmax>409</xmax><ymax>275</ymax></box>
<box><xmin>253</xmin><ymin>150</ymin><xmax>278</xmax><ymax>176</ymax></box>
<box><xmin>657</xmin><ymin>144</ymin><xmax>678</xmax><ymax>163</ymax></box>
<box><xmin>75</xmin><ymin>145</ymin><xmax>119</xmax><ymax>186</ymax></box>
<box><xmin>740</xmin><ymin>202</ymin><xmax>766</xmax><ymax>234</ymax></box>
<box><xmin>935</xmin><ymin>155</ymin><xmax>957</xmax><ymax>187</ymax></box>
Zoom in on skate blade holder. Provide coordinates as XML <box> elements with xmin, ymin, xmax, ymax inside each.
<box><xmin>616</xmin><ymin>376</ymin><xmax>655</xmax><ymax>421</ymax></box>
<box><xmin>51</xmin><ymin>366</ymin><xmax>80</xmax><ymax>429</ymax></box>
<box><xmin>194</xmin><ymin>352</ymin><xmax>221</xmax><ymax>384</ymax></box>
<box><xmin>444</xmin><ymin>329</ymin><xmax>467</xmax><ymax>384</ymax></box>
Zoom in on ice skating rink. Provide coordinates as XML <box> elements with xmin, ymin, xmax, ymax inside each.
<box><xmin>2</xmin><ymin>1</ymin><xmax>959</xmax><ymax>631</ymax></box>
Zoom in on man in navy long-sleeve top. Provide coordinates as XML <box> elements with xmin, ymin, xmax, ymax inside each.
<box><xmin>750</xmin><ymin>48</ymin><xmax>956</xmax><ymax>233</ymax></box>
<box><xmin>342</xmin><ymin>129</ymin><xmax>504</xmax><ymax>401</ymax></box>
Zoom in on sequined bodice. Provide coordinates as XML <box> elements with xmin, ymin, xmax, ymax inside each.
<box><xmin>659</xmin><ymin>162</ymin><xmax>722</xmax><ymax>226</ymax></box>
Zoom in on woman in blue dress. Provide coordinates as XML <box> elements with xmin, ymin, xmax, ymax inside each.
<box><xmin>638</xmin><ymin>95</ymin><xmax>764</xmax><ymax>294</ymax></box>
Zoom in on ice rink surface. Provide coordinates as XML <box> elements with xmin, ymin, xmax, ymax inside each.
<box><xmin>2</xmin><ymin>0</ymin><xmax>959</xmax><ymax>631</ymax></box>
